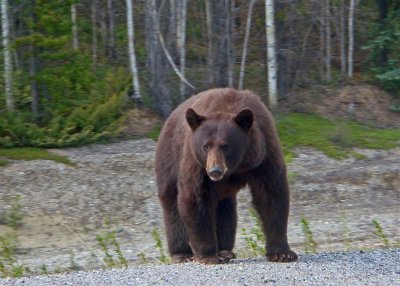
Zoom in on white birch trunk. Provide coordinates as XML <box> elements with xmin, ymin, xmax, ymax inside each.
<box><xmin>348</xmin><ymin>0</ymin><xmax>355</xmax><ymax>78</ymax></box>
<box><xmin>238</xmin><ymin>0</ymin><xmax>256</xmax><ymax>90</ymax></box>
<box><xmin>1</xmin><ymin>0</ymin><xmax>14</xmax><ymax>111</ymax></box>
<box><xmin>126</xmin><ymin>0</ymin><xmax>141</xmax><ymax>100</ymax></box>
<box><xmin>177</xmin><ymin>0</ymin><xmax>187</xmax><ymax>99</ymax></box>
<box><xmin>340</xmin><ymin>0</ymin><xmax>346</xmax><ymax>76</ymax></box>
<box><xmin>71</xmin><ymin>4</ymin><xmax>79</xmax><ymax>50</ymax></box>
<box><xmin>265</xmin><ymin>0</ymin><xmax>277</xmax><ymax>109</ymax></box>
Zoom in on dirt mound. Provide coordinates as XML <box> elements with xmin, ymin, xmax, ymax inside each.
<box><xmin>121</xmin><ymin>108</ymin><xmax>162</xmax><ymax>137</ymax></box>
<box><xmin>285</xmin><ymin>84</ymin><xmax>400</xmax><ymax>128</ymax></box>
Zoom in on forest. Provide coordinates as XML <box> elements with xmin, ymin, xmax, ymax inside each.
<box><xmin>0</xmin><ymin>0</ymin><xmax>399</xmax><ymax>148</ymax></box>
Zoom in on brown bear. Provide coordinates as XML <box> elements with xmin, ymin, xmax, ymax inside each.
<box><xmin>155</xmin><ymin>88</ymin><xmax>297</xmax><ymax>264</ymax></box>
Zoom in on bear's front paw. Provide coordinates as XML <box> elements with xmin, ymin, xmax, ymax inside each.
<box><xmin>195</xmin><ymin>255</ymin><xmax>220</xmax><ymax>264</ymax></box>
<box><xmin>218</xmin><ymin>250</ymin><xmax>236</xmax><ymax>263</ymax></box>
<box><xmin>266</xmin><ymin>250</ymin><xmax>298</xmax><ymax>263</ymax></box>
<box><xmin>171</xmin><ymin>253</ymin><xmax>194</xmax><ymax>263</ymax></box>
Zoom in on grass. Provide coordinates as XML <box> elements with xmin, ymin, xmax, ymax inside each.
<box><xmin>0</xmin><ymin>147</ymin><xmax>74</xmax><ymax>166</ymax></box>
<box><xmin>372</xmin><ymin>219</ymin><xmax>390</xmax><ymax>247</ymax></box>
<box><xmin>300</xmin><ymin>217</ymin><xmax>318</xmax><ymax>254</ymax></box>
<box><xmin>277</xmin><ymin>113</ymin><xmax>400</xmax><ymax>160</ymax></box>
<box><xmin>0</xmin><ymin>195</ymin><xmax>24</xmax><ymax>229</ymax></box>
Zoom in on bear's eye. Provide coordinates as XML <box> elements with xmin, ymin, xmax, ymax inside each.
<box><xmin>203</xmin><ymin>144</ymin><xmax>209</xmax><ymax>151</ymax></box>
<box><xmin>221</xmin><ymin>144</ymin><xmax>231</xmax><ymax>152</ymax></box>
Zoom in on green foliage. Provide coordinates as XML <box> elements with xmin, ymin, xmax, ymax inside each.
<box><xmin>0</xmin><ymin>233</ymin><xmax>25</xmax><ymax>278</ymax></box>
<box><xmin>151</xmin><ymin>229</ymin><xmax>169</xmax><ymax>264</ymax></box>
<box><xmin>146</xmin><ymin>125</ymin><xmax>162</xmax><ymax>141</ymax></box>
<box><xmin>241</xmin><ymin>208</ymin><xmax>265</xmax><ymax>257</ymax></box>
<box><xmin>365</xmin><ymin>8</ymin><xmax>400</xmax><ymax>94</ymax></box>
<box><xmin>277</xmin><ymin>113</ymin><xmax>400</xmax><ymax>159</ymax></box>
<box><xmin>0</xmin><ymin>90</ymin><xmax>126</xmax><ymax>148</ymax></box>
<box><xmin>372</xmin><ymin>219</ymin><xmax>390</xmax><ymax>247</ymax></box>
<box><xmin>0</xmin><ymin>195</ymin><xmax>24</xmax><ymax>229</ymax></box>
<box><xmin>0</xmin><ymin>148</ymin><xmax>73</xmax><ymax>165</ymax></box>
<box><xmin>300</xmin><ymin>217</ymin><xmax>317</xmax><ymax>254</ymax></box>
<box><xmin>96</xmin><ymin>230</ymin><xmax>128</xmax><ymax>268</ymax></box>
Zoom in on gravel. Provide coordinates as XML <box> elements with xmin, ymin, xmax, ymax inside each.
<box><xmin>1</xmin><ymin>249</ymin><xmax>399</xmax><ymax>286</ymax></box>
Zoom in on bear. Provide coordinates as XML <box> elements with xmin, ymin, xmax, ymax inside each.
<box><xmin>155</xmin><ymin>88</ymin><xmax>297</xmax><ymax>264</ymax></box>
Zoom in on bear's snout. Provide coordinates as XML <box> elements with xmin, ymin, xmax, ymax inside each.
<box><xmin>208</xmin><ymin>166</ymin><xmax>224</xmax><ymax>181</ymax></box>
<box><xmin>206</xmin><ymin>150</ymin><xmax>227</xmax><ymax>181</ymax></box>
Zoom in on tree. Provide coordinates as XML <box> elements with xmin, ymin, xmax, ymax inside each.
<box><xmin>1</xmin><ymin>0</ymin><xmax>14</xmax><ymax>112</ymax></box>
<box><xmin>265</xmin><ymin>0</ymin><xmax>278</xmax><ymax>109</ymax></box>
<box><xmin>71</xmin><ymin>3</ymin><xmax>79</xmax><ymax>50</ymax></box>
<box><xmin>348</xmin><ymin>0</ymin><xmax>355</xmax><ymax>77</ymax></box>
<box><xmin>238</xmin><ymin>0</ymin><xmax>256</xmax><ymax>90</ymax></box>
<box><xmin>107</xmin><ymin>0</ymin><xmax>116</xmax><ymax>59</ymax></box>
<box><xmin>177</xmin><ymin>0</ymin><xmax>188</xmax><ymax>99</ymax></box>
<box><xmin>325</xmin><ymin>0</ymin><xmax>332</xmax><ymax>81</ymax></box>
<box><xmin>91</xmin><ymin>0</ymin><xmax>98</xmax><ymax>65</ymax></box>
<box><xmin>126</xmin><ymin>0</ymin><xmax>141</xmax><ymax>102</ymax></box>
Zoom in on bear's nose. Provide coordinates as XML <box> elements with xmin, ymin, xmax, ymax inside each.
<box><xmin>208</xmin><ymin>166</ymin><xmax>223</xmax><ymax>180</ymax></box>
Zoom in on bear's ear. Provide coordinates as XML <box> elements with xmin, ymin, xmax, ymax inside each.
<box><xmin>186</xmin><ymin>108</ymin><xmax>206</xmax><ymax>131</ymax></box>
<box><xmin>234</xmin><ymin>108</ymin><xmax>253</xmax><ymax>131</ymax></box>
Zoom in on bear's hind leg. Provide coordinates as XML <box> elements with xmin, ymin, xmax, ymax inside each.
<box><xmin>216</xmin><ymin>197</ymin><xmax>237</xmax><ymax>263</ymax></box>
<box><xmin>159</xmin><ymin>190</ymin><xmax>193</xmax><ymax>263</ymax></box>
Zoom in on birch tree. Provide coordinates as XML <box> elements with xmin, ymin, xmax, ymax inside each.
<box><xmin>177</xmin><ymin>0</ymin><xmax>188</xmax><ymax>99</ymax></box>
<box><xmin>71</xmin><ymin>3</ymin><xmax>79</xmax><ymax>50</ymax></box>
<box><xmin>348</xmin><ymin>0</ymin><xmax>355</xmax><ymax>77</ymax></box>
<box><xmin>238</xmin><ymin>0</ymin><xmax>256</xmax><ymax>90</ymax></box>
<box><xmin>126</xmin><ymin>0</ymin><xmax>141</xmax><ymax>101</ymax></box>
<box><xmin>339</xmin><ymin>0</ymin><xmax>346</xmax><ymax>76</ymax></box>
<box><xmin>1</xmin><ymin>0</ymin><xmax>14</xmax><ymax>111</ymax></box>
<box><xmin>265</xmin><ymin>0</ymin><xmax>278</xmax><ymax>109</ymax></box>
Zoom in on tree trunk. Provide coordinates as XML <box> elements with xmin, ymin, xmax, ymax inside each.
<box><xmin>339</xmin><ymin>0</ymin><xmax>346</xmax><ymax>76</ymax></box>
<box><xmin>29</xmin><ymin>0</ymin><xmax>39</xmax><ymax>117</ymax></box>
<box><xmin>145</xmin><ymin>0</ymin><xmax>172</xmax><ymax>118</ymax></box>
<box><xmin>1</xmin><ymin>0</ymin><xmax>14</xmax><ymax>112</ymax></box>
<box><xmin>238</xmin><ymin>0</ymin><xmax>256</xmax><ymax>90</ymax></box>
<box><xmin>91</xmin><ymin>0</ymin><xmax>97</xmax><ymax>65</ymax></box>
<box><xmin>265</xmin><ymin>0</ymin><xmax>278</xmax><ymax>110</ymax></box>
<box><xmin>325</xmin><ymin>0</ymin><xmax>332</xmax><ymax>81</ymax></box>
<box><xmin>348</xmin><ymin>0</ymin><xmax>355</xmax><ymax>77</ymax></box>
<box><xmin>226</xmin><ymin>0</ymin><xmax>234</xmax><ymax>87</ymax></box>
<box><xmin>205</xmin><ymin>0</ymin><xmax>214</xmax><ymax>86</ymax></box>
<box><xmin>319</xmin><ymin>1</ymin><xmax>325</xmax><ymax>80</ymax></box>
<box><xmin>71</xmin><ymin>3</ymin><xmax>79</xmax><ymax>50</ymax></box>
<box><xmin>377</xmin><ymin>0</ymin><xmax>388</xmax><ymax>66</ymax></box>
<box><xmin>107</xmin><ymin>0</ymin><xmax>116</xmax><ymax>59</ymax></box>
<box><xmin>126</xmin><ymin>0</ymin><xmax>141</xmax><ymax>102</ymax></box>
<box><xmin>177</xmin><ymin>0</ymin><xmax>188</xmax><ymax>100</ymax></box>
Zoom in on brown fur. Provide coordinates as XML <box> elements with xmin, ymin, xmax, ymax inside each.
<box><xmin>155</xmin><ymin>88</ymin><xmax>297</xmax><ymax>264</ymax></box>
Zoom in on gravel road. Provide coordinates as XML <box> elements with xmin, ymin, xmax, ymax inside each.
<box><xmin>1</xmin><ymin>249</ymin><xmax>399</xmax><ymax>286</ymax></box>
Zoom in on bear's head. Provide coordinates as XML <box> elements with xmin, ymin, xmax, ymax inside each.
<box><xmin>185</xmin><ymin>108</ymin><xmax>253</xmax><ymax>181</ymax></box>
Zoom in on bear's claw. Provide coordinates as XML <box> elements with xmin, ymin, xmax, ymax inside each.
<box><xmin>266</xmin><ymin>250</ymin><xmax>298</xmax><ymax>263</ymax></box>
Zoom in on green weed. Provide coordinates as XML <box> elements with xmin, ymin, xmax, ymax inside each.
<box><xmin>277</xmin><ymin>113</ymin><xmax>400</xmax><ymax>159</ymax></box>
<box><xmin>96</xmin><ymin>230</ymin><xmax>128</xmax><ymax>268</ymax></box>
<box><xmin>241</xmin><ymin>208</ymin><xmax>265</xmax><ymax>257</ymax></box>
<box><xmin>301</xmin><ymin>217</ymin><xmax>318</xmax><ymax>253</ymax></box>
<box><xmin>137</xmin><ymin>251</ymin><xmax>147</xmax><ymax>264</ymax></box>
<box><xmin>0</xmin><ymin>148</ymin><xmax>74</xmax><ymax>165</ymax></box>
<box><xmin>372</xmin><ymin>219</ymin><xmax>390</xmax><ymax>247</ymax></box>
<box><xmin>0</xmin><ymin>233</ymin><xmax>25</xmax><ymax>278</ymax></box>
<box><xmin>151</xmin><ymin>229</ymin><xmax>169</xmax><ymax>264</ymax></box>
<box><xmin>0</xmin><ymin>195</ymin><xmax>24</xmax><ymax>229</ymax></box>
